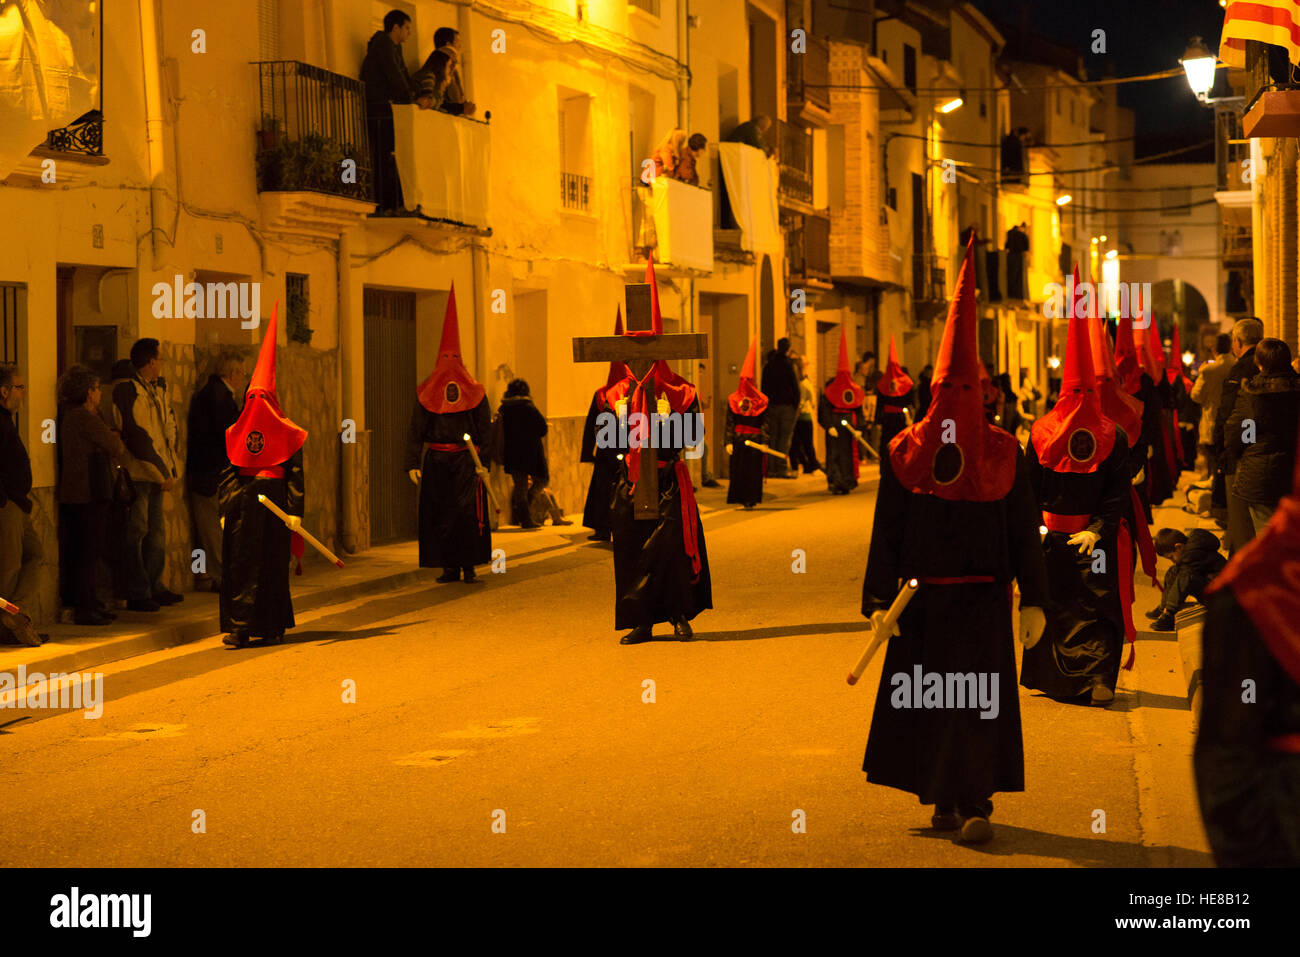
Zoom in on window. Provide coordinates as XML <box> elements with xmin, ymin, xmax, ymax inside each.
<box><xmin>903</xmin><ymin>44</ymin><xmax>916</xmax><ymax>94</ymax></box>
<box><xmin>257</xmin><ymin>0</ymin><xmax>281</xmax><ymax>60</ymax></box>
<box><xmin>559</xmin><ymin>89</ymin><xmax>593</xmax><ymax>212</ymax></box>
<box><xmin>1</xmin><ymin>283</ymin><xmax>23</xmax><ymax>364</ymax></box>
<box><xmin>286</xmin><ymin>273</ymin><xmax>312</xmax><ymax>344</ymax></box>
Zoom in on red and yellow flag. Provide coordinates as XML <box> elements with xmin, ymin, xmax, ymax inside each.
<box><xmin>1220</xmin><ymin>1</ymin><xmax>1300</xmax><ymax>69</ymax></box>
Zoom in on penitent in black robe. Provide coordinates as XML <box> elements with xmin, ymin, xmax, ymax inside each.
<box><xmin>861</xmin><ymin>448</ymin><xmax>1050</xmax><ymax>807</ymax></box>
<box><xmin>818</xmin><ymin>390</ymin><xmax>864</xmax><ymax>493</ymax></box>
<box><xmin>724</xmin><ymin>407</ymin><xmax>768</xmax><ymax>507</ymax></box>
<box><xmin>219</xmin><ymin>449</ymin><xmax>304</xmax><ymax>638</ymax></box>
<box><xmin>1194</xmin><ymin>590</ymin><xmax>1300</xmax><ymax>866</ymax></box>
<box><xmin>580</xmin><ymin>393</ymin><xmax>621</xmax><ymax>536</ymax></box>
<box><xmin>875</xmin><ymin>385</ymin><xmax>914</xmax><ymax>450</ymax></box>
<box><xmin>611</xmin><ymin>397</ymin><xmax>713</xmax><ymax>630</ymax></box>
<box><xmin>1020</xmin><ymin>436</ymin><xmax>1130</xmax><ymax>697</ymax></box>
<box><xmin>1130</xmin><ymin>375</ymin><xmax>1161</xmax><ymax>522</ymax></box>
<box><xmin>406</xmin><ymin>397</ymin><xmax>493</xmax><ymax>569</ymax></box>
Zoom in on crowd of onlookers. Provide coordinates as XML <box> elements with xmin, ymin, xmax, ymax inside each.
<box><xmin>0</xmin><ymin>343</ymin><xmax>248</xmax><ymax>643</ymax></box>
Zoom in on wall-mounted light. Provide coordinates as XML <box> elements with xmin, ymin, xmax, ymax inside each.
<box><xmin>938</xmin><ymin>97</ymin><xmax>964</xmax><ymax>114</ymax></box>
<box><xmin>1105</xmin><ymin>249</ymin><xmax>1118</xmax><ymax>260</ymax></box>
<box><xmin>1055</xmin><ymin>194</ymin><xmax>1072</xmax><ymax>206</ymax></box>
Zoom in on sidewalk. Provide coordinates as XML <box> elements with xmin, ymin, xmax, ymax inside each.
<box><xmin>1</xmin><ymin>467</ymin><xmax>856</xmax><ymax>680</ymax></box>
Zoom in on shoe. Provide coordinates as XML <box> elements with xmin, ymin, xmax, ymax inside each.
<box><xmin>462</xmin><ymin>568</ymin><xmax>481</xmax><ymax>583</ymax></box>
<box><xmin>73</xmin><ymin>610</ymin><xmax>113</xmax><ymax>627</ymax></box>
<box><xmin>1144</xmin><ymin>606</ymin><xmax>1163</xmax><ymax>620</ymax></box>
<box><xmin>552</xmin><ymin>518</ymin><xmax>573</xmax><ymax>526</ymax></box>
<box><xmin>261</xmin><ymin>633</ymin><xmax>284</xmax><ymax>646</ymax></box>
<box><xmin>153</xmin><ymin>589</ymin><xmax>183</xmax><ymax>605</ymax></box>
<box><xmin>619</xmin><ymin>625</ymin><xmax>653</xmax><ymax>645</ymax></box>
<box><xmin>520</xmin><ymin>521</ymin><xmax>540</xmax><ymax>529</ymax></box>
<box><xmin>931</xmin><ymin>808</ymin><xmax>962</xmax><ymax>831</ymax></box>
<box><xmin>701</xmin><ymin>479</ymin><xmax>721</xmax><ymax>488</ymax></box>
<box><xmin>673</xmin><ymin>617</ymin><xmax>693</xmax><ymax>639</ymax></box>
<box><xmin>1151</xmin><ymin>614</ymin><xmax>1175</xmax><ymax>632</ymax></box>
<box><xmin>959</xmin><ymin>816</ymin><xmax>994</xmax><ymax>844</ymax></box>
<box><xmin>587</xmin><ymin>531</ymin><xmax>611</xmax><ymax>542</ymax></box>
<box><xmin>222</xmin><ymin>632</ymin><xmax>249</xmax><ymax>648</ymax></box>
<box><xmin>126</xmin><ymin>598</ymin><xmax>161</xmax><ymax>612</ymax></box>
<box><xmin>436</xmin><ymin>569</ymin><xmax>460</xmax><ymax>583</ymax></box>
<box><xmin>1090</xmin><ymin>677</ymin><xmax>1115</xmax><ymax>704</ymax></box>
<box><xmin>3</xmin><ymin>612</ymin><xmax>43</xmax><ymax>646</ymax></box>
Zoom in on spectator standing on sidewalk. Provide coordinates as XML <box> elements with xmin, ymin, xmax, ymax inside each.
<box><xmin>760</xmin><ymin>337</ymin><xmax>799</xmax><ymax>478</ymax></box>
<box><xmin>498</xmin><ymin>379</ymin><xmax>549</xmax><ymax>529</ymax></box>
<box><xmin>1225</xmin><ymin>337</ymin><xmax>1300</xmax><ymax>538</ymax></box>
<box><xmin>787</xmin><ymin>354</ymin><xmax>821</xmax><ymax>475</ymax></box>
<box><xmin>109</xmin><ymin>339</ymin><xmax>182</xmax><ymax>612</ymax></box>
<box><xmin>1213</xmin><ymin>317</ymin><xmax>1264</xmax><ymax>553</ymax></box>
<box><xmin>187</xmin><ymin>352</ymin><xmax>245</xmax><ymax>593</ymax></box>
<box><xmin>0</xmin><ymin>362</ymin><xmax>43</xmax><ymax>646</ymax></box>
<box><xmin>57</xmin><ymin>366</ymin><xmax>125</xmax><ymax>627</ymax></box>
<box><xmin>1191</xmin><ymin>333</ymin><xmax>1232</xmax><ymax>481</ymax></box>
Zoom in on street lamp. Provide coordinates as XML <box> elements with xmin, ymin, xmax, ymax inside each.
<box><xmin>939</xmin><ymin>96</ymin><xmax>964</xmax><ymax>114</ymax></box>
<box><xmin>1180</xmin><ymin>37</ymin><xmax>1218</xmax><ymax>103</ymax></box>
<box><xmin>1055</xmin><ymin>194</ymin><xmax>1072</xmax><ymax>206</ymax></box>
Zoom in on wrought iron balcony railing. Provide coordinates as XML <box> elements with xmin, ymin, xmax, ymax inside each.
<box><xmin>777</xmin><ymin>119</ymin><xmax>813</xmax><ymax>206</ymax></box>
<box><xmin>785</xmin><ymin>212</ymin><xmax>831</xmax><ymax>283</ymax></box>
<box><xmin>254</xmin><ymin>60</ymin><xmax>372</xmax><ymax>201</ymax></box>
<box><xmin>44</xmin><ymin>110</ymin><xmax>104</xmax><ymax>156</ymax></box>
<box><xmin>912</xmin><ymin>253</ymin><xmax>947</xmax><ymax>303</ymax></box>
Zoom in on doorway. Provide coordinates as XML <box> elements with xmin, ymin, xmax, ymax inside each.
<box><xmin>699</xmin><ymin>292</ymin><xmax>749</xmax><ymax>479</ymax></box>
<box><xmin>363</xmin><ymin>287</ymin><xmax>419</xmax><ymax>543</ymax></box>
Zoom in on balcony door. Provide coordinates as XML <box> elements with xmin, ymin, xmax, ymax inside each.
<box><xmin>364</xmin><ymin>288</ymin><xmax>419</xmax><ymax>543</ymax></box>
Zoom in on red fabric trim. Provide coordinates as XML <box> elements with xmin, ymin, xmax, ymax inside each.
<box><xmin>238</xmin><ymin>466</ymin><xmax>285</xmax><ymax>479</ymax></box>
<box><xmin>734</xmin><ymin>425</ymin><xmax>760</xmax><ymax>435</ymax></box>
<box><xmin>1117</xmin><ymin>519</ymin><xmax>1136</xmax><ymax>647</ymax></box>
<box><xmin>1267</xmin><ymin>733</ymin><xmax>1300</xmax><ymax>754</ymax></box>
<box><xmin>919</xmin><ymin>575</ymin><xmax>995</xmax><ymax>584</ymax></box>
<box><xmin>881</xmin><ymin>403</ymin><xmax>907</xmax><ymax>413</ymax></box>
<box><xmin>675</xmin><ymin>460</ymin><xmax>702</xmax><ymax>583</ymax></box>
<box><xmin>1042</xmin><ymin>511</ymin><xmax>1090</xmax><ymax>534</ymax></box>
<box><xmin>426</xmin><ymin>442</ymin><xmax>468</xmax><ymax>452</ymax></box>
<box><xmin>1130</xmin><ymin>484</ymin><xmax>1159</xmax><ymax>586</ymax></box>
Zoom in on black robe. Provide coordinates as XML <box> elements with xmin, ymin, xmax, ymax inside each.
<box><xmin>406</xmin><ymin>398</ymin><xmax>493</xmax><ymax>569</ymax></box>
<box><xmin>1130</xmin><ymin>375</ymin><xmax>1161</xmax><ymax>522</ymax></box>
<box><xmin>862</xmin><ymin>447</ymin><xmax>1049</xmax><ymax>806</ymax></box>
<box><xmin>875</xmin><ymin>385</ymin><xmax>914</xmax><ymax>450</ymax></box>
<box><xmin>580</xmin><ymin>393</ymin><xmax>620</xmax><ymax>536</ymax></box>
<box><xmin>1194</xmin><ymin>588</ymin><xmax>1300</xmax><ymax>866</ymax></box>
<box><xmin>1020</xmin><ymin>435</ymin><xmax>1130</xmax><ymax>697</ymax></box>
<box><xmin>1148</xmin><ymin>375</ymin><xmax>1177</xmax><ymax>506</ymax></box>
<box><xmin>818</xmin><ymin>390</ymin><xmax>863</xmax><ymax>493</ymax></box>
<box><xmin>219</xmin><ymin>449</ymin><xmax>304</xmax><ymax>638</ymax></box>
<box><xmin>724</xmin><ymin>406</ymin><xmax>768</xmax><ymax>507</ymax></box>
<box><xmin>611</xmin><ymin>396</ymin><xmax>713</xmax><ymax>629</ymax></box>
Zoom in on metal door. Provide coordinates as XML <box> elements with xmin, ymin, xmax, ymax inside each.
<box><xmin>364</xmin><ymin>288</ymin><xmax>419</xmax><ymax>543</ymax></box>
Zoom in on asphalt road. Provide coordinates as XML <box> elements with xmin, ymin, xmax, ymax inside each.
<box><xmin>0</xmin><ymin>472</ymin><xmax>1211</xmax><ymax>866</ymax></box>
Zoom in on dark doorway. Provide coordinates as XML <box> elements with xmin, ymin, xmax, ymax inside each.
<box><xmin>760</xmin><ymin>254</ymin><xmax>775</xmax><ymax>356</ymax></box>
<box><xmin>363</xmin><ymin>288</ymin><xmax>419</xmax><ymax>543</ymax></box>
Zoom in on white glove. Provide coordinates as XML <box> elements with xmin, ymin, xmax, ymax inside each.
<box><xmin>1067</xmin><ymin>529</ymin><xmax>1100</xmax><ymax>555</ymax></box>
<box><xmin>408</xmin><ymin>469</ymin><xmax>421</xmax><ymax>486</ymax></box>
<box><xmin>828</xmin><ymin>426</ymin><xmax>839</xmax><ymax>438</ymax></box>
<box><xmin>725</xmin><ymin>443</ymin><xmax>734</xmax><ymax>456</ymax></box>
<box><xmin>285</xmin><ymin>514</ymin><xmax>302</xmax><ymax>532</ymax></box>
<box><xmin>869</xmin><ymin>609</ymin><xmax>900</xmax><ymax>640</ymax></box>
<box><xmin>476</xmin><ymin>466</ymin><xmax>490</xmax><ymax>480</ymax></box>
<box><xmin>1018</xmin><ymin>605</ymin><xmax>1046</xmax><ymax>648</ymax></box>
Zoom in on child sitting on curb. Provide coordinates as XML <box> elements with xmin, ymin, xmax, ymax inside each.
<box><xmin>1147</xmin><ymin>528</ymin><xmax>1228</xmax><ymax>632</ymax></box>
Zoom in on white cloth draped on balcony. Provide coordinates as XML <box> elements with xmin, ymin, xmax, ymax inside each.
<box><xmin>0</xmin><ymin>0</ymin><xmax>98</xmax><ymax>178</ymax></box>
<box><xmin>392</xmin><ymin>105</ymin><xmax>490</xmax><ymax>229</ymax></box>
<box><xmin>646</xmin><ymin>177</ymin><xmax>714</xmax><ymax>272</ymax></box>
<box><xmin>717</xmin><ymin>143</ymin><xmax>781</xmax><ymax>254</ymax></box>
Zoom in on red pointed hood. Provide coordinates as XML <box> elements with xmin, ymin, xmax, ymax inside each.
<box><xmin>418</xmin><ymin>285</ymin><xmax>487</xmax><ymax>414</ymax></box>
<box><xmin>227</xmin><ymin>302</ymin><xmax>308</xmax><ymax>468</ymax></box>
<box><xmin>1085</xmin><ymin>273</ymin><xmax>1144</xmax><ymax>443</ymax></box>
<box><xmin>1209</xmin><ymin>417</ymin><xmax>1300</xmax><ymax>687</ymax></box>
<box><xmin>889</xmin><ymin>236</ymin><xmax>1018</xmax><ymax>501</ymax></box>
<box><xmin>1032</xmin><ymin>272</ymin><xmax>1117</xmax><ymax>473</ymax></box>
<box><xmin>729</xmin><ymin>335</ymin><xmax>769</xmax><ymax>416</ymax></box>
<box><xmin>1133</xmin><ymin>304</ymin><xmax>1163</xmax><ymax>382</ymax></box>
<box><xmin>1166</xmin><ymin>326</ymin><xmax>1183</xmax><ymax>384</ymax></box>
<box><xmin>877</xmin><ymin>335</ymin><xmax>914</xmax><ymax>399</ymax></box>
<box><xmin>823</xmin><ymin>326</ymin><xmax>866</xmax><ymax>409</ymax></box>
<box><xmin>1113</xmin><ymin>304</ymin><xmax>1143</xmax><ymax>394</ymax></box>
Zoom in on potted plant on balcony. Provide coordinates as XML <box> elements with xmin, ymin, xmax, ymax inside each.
<box><xmin>257</xmin><ymin>114</ymin><xmax>281</xmax><ymax>152</ymax></box>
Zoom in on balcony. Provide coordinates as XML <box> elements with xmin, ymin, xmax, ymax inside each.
<box><xmin>787</xmin><ymin>34</ymin><xmax>830</xmax><ymax>124</ymax></box>
<box><xmin>1215</xmin><ymin>108</ymin><xmax>1250</xmax><ymax>193</ymax></box>
<box><xmin>912</xmin><ymin>253</ymin><xmax>947</xmax><ymax>304</ymax></box>
<box><xmin>254</xmin><ymin>61</ymin><xmax>376</xmax><ymax>238</ymax></box>
<box><xmin>715</xmin><ymin>144</ymin><xmax>781</xmax><ymax>257</ymax></box>
<box><xmin>776</xmin><ymin>119</ymin><xmax>814</xmax><ymax>208</ymax></box>
<box><xmin>784</xmin><ymin>211</ymin><xmax>831</xmax><ymax>285</ymax></box>
<box><xmin>634</xmin><ymin>176</ymin><xmax>714</xmax><ymax>273</ymax></box>
<box><xmin>1221</xmin><ymin>225</ymin><xmax>1252</xmax><ymax>264</ymax></box>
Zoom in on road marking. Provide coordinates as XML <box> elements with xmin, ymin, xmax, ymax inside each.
<box><xmin>395</xmin><ymin>749</ymin><xmax>469</xmax><ymax>767</ymax></box>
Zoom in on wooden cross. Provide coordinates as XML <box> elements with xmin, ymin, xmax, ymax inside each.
<box><xmin>571</xmin><ymin>282</ymin><xmax>709</xmax><ymax>520</ymax></box>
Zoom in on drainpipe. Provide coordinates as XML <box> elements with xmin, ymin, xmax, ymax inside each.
<box><xmin>676</xmin><ymin>0</ymin><xmax>689</xmax><ymax>128</ymax></box>
<box><xmin>338</xmin><ymin>230</ymin><xmax>358</xmax><ymax>554</ymax></box>
<box><xmin>470</xmin><ymin>241</ymin><xmax>489</xmax><ymax>387</ymax></box>
<box><xmin>139</xmin><ymin>0</ymin><xmax>166</xmax><ymax>273</ymax></box>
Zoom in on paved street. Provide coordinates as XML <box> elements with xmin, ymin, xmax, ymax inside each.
<box><xmin>0</xmin><ymin>473</ymin><xmax>1212</xmax><ymax>867</ymax></box>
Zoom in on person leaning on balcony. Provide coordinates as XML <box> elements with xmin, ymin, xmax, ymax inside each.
<box><xmin>0</xmin><ymin>362</ymin><xmax>45</xmax><ymax>646</ymax></box>
<box><xmin>361</xmin><ymin>10</ymin><xmax>433</xmax><ymax>213</ymax></box>
<box><xmin>652</xmin><ymin>131</ymin><xmax>707</xmax><ymax>187</ymax></box>
<box><xmin>724</xmin><ymin>115</ymin><xmax>772</xmax><ymax>157</ymax></box>
<box><xmin>415</xmin><ymin>27</ymin><xmax>476</xmax><ymax>117</ymax></box>
<box><xmin>57</xmin><ymin>366</ymin><xmax>126</xmax><ymax>627</ymax></box>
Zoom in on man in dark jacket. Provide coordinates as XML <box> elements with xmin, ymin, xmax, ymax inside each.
<box><xmin>361</xmin><ymin>10</ymin><xmax>430</xmax><ymax>213</ymax></box>
<box><xmin>497</xmin><ymin>379</ymin><xmax>548</xmax><ymax>529</ymax></box>
<box><xmin>760</xmin><ymin>337</ymin><xmax>799</xmax><ymax>478</ymax></box>
<box><xmin>723</xmin><ymin>115</ymin><xmax>772</xmax><ymax>155</ymax></box>
<box><xmin>0</xmin><ymin>363</ymin><xmax>44</xmax><ymax>646</ymax></box>
<box><xmin>187</xmin><ymin>353</ymin><xmax>245</xmax><ymax>591</ymax></box>
<box><xmin>1213</xmin><ymin>317</ymin><xmax>1264</xmax><ymax>553</ymax></box>
<box><xmin>1225</xmin><ymin>337</ymin><xmax>1300</xmax><ymax>538</ymax></box>
<box><xmin>1147</xmin><ymin>528</ymin><xmax>1227</xmax><ymax>631</ymax></box>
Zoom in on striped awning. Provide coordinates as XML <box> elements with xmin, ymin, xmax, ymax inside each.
<box><xmin>1220</xmin><ymin>1</ymin><xmax>1300</xmax><ymax>69</ymax></box>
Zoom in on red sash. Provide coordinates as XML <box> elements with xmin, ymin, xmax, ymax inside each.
<box><xmin>734</xmin><ymin>425</ymin><xmax>760</xmax><ymax>436</ymax></box>
<box><xmin>239</xmin><ymin>466</ymin><xmax>284</xmax><ymax>479</ymax></box>
<box><xmin>1041</xmin><ymin>511</ymin><xmax>1090</xmax><ymax>534</ymax></box>
<box><xmin>1129</xmin><ymin>484</ymin><xmax>1158</xmax><ymax>586</ymax></box>
<box><xmin>1267</xmin><ymin>733</ymin><xmax>1300</xmax><ymax>754</ymax></box>
<box><xmin>663</xmin><ymin>459</ymin><xmax>702</xmax><ymax>583</ymax></box>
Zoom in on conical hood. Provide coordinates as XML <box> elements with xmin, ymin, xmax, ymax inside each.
<box><xmin>1031</xmin><ymin>270</ymin><xmax>1116</xmax><ymax>473</ymax></box>
<box><xmin>729</xmin><ymin>335</ymin><xmax>769</xmax><ymax>416</ymax></box>
<box><xmin>1113</xmin><ymin>305</ymin><xmax>1142</xmax><ymax>394</ymax></box>
<box><xmin>1133</xmin><ymin>306</ymin><xmax>1163</xmax><ymax>382</ymax></box>
<box><xmin>877</xmin><ymin>335</ymin><xmax>914</xmax><ymax>398</ymax></box>
<box><xmin>418</xmin><ymin>285</ymin><xmax>487</xmax><ymax>414</ymax></box>
<box><xmin>226</xmin><ymin>302</ymin><xmax>308</xmax><ymax>468</ymax></box>
<box><xmin>1086</xmin><ymin>289</ymin><xmax>1143</xmax><ymax>442</ymax></box>
<box><xmin>889</xmin><ymin>235</ymin><xmax>1018</xmax><ymax>501</ymax></box>
<box><xmin>1166</xmin><ymin>326</ymin><xmax>1183</xmax><ymax>384</ymax></box>
<box><xmin>823</xmin><ymin>326</ymin><xmax>865</xmax><ymax>408</ymax></box>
